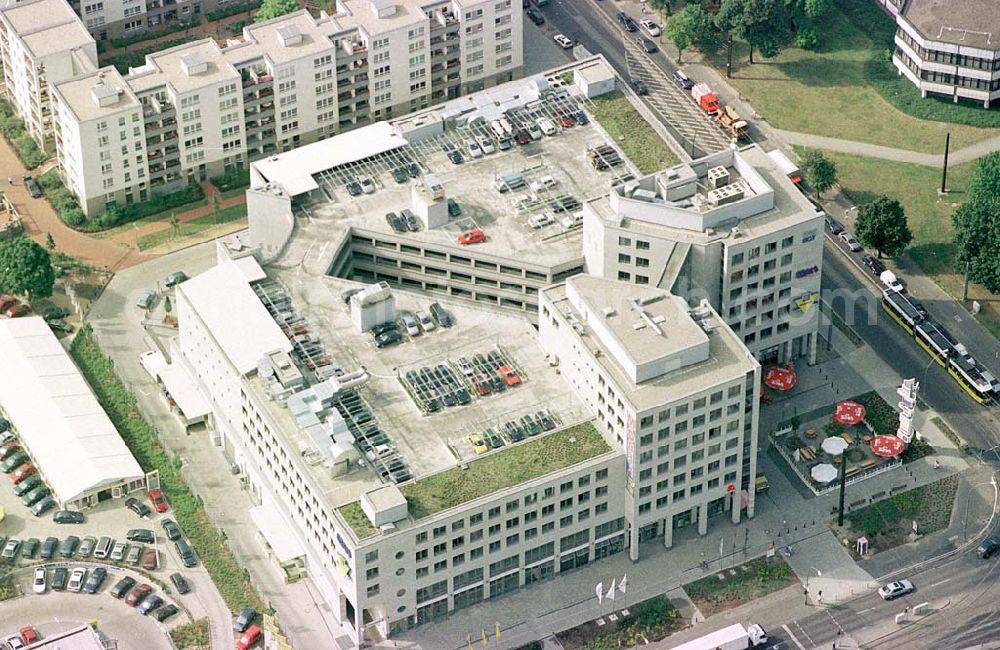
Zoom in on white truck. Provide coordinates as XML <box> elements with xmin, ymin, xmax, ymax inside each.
<box><xmin>668</xmin><ymin>623</ymin><xmax>768</xmax><ymax>650</ymax></box>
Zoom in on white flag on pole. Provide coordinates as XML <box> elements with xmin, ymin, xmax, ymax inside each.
<box><xmin>596</xmin><ymin>581</ymin><xmax>604</xmax><ymax>604</ymax></box>
<box><xmin>619</xmin><ymin>573</ymin><xmax>627</xmax><ymax>594</ymax></box>
<box><xmin>606</xmin><ymin>578</ymin><xmax>616</xmax><ymax>601</ymax></box>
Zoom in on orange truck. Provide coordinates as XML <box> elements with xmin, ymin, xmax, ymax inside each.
<box><xmin>717</xmin><ymin>105</ymin><xmax>749</xmax><ymax>139</ymax></box>
<box><xmin>691</xmin><ymin>83</ymin><xmax>720</xmax><ymax>115</ymax></box>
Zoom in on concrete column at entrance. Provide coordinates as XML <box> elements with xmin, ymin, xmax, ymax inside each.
<box><xmin>731</xmin><ymin>493</ymin><xmax>741</xmax><ymax>524</ymax></box>
<box><xmin>663</xmin><ymin>518</ymin><xmax>673</xmax><ymax>548</ymax></box>
<box><xmin>629</xmin><ymin>518</ymin><xmax>640</xmax><ymax>561</ymax></box>
<box><xmin>808</xmin><ymin>331</ymin><xmax>818</xmax><ymax>365</ymax></box>
<box><xmin>698</xmin><ymin>504</ymin><xmax>708</xmax><ymax>536</ymax></box>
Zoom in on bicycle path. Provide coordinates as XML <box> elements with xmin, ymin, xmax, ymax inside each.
<box><xmin>772</xmin><ymin>129</ymin><xmax>1000</xmax><ymax>167</ymax></box>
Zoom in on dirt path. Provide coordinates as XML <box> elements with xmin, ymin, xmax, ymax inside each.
<box><xmin>0</xmin><ymin>136</ymin><xmax>146</xmax><ymax>270</ymax></box>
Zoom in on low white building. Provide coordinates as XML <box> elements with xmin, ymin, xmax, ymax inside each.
<box><xmin>0</xmin><ymin>317</ymin><xmax>145</xmax><ymax>509</ymax></box>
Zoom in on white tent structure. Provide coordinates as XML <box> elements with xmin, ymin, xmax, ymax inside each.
<box><xmin>0</xmin><ymin>317</ymin><xmax>145</xmax><ymax>508</ymax></box>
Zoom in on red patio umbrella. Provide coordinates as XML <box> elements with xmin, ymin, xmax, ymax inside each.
<box><xmin>870</xmin><ymin>434</ymin><xmax>906</xmax><ymax>457</ymax></box>
<box><xmin>834</xmin><ymin>400</ymin><xmax>866</xmax><ymax>426</ymax></box>
<box><xmin>764</xmin><ymin>366</ymin><xmax>797</xmax><ymax>391</ymax></box>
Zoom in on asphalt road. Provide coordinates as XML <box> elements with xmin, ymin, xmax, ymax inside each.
<box><xmin>820</xmin><ymin>235</ymin><xmax>1000</xmax><ymax>453</ymax></box>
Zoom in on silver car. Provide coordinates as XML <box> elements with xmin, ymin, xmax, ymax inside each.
<box><xmin>110</xmin><ymin>541</ymin><xmax>128</xmax><ymax>562</ymax></box>
<box><xmin>878</xmin><ymin>579</ymin><xmax>914</xmax><ymax>600</ymax></box>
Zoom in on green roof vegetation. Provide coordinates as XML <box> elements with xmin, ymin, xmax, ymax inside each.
<box><xmin>590</xmin><ymin>91</ymin><xmax>679</xmax><ymax>175</ymax></box>
<box><xmin>401</xmin><ymin>422</ymin><xmax>610</xmax><ymax>520</ymax></box>
<box><xmin>338</xmin><ymin>501</ymin><xmax>378</xmax><ymax>540</ymax></box>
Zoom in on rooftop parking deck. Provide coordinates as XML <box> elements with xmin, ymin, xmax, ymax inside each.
<box><xmin>248</xmin><ymin>267</ymin><xmax>594</xmax><ymax>514</ymax></box>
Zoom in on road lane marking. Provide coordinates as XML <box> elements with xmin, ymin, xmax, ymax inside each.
<box><xmin>782</xmin><ymin>624</ymin><xmax>806</xmax><ymax>650</ymax></box>
<box><xmin>926</xmin><ymin>577</ymin><xmax>952</xmax><ymax>589</ymax></box>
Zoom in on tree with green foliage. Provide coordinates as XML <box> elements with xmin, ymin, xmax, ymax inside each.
<box><xmin>164</xmin><ymin>295</ymin><xmax>173</xmax><ymax>314</ymax></box>
<box><xmin>855</xmin><ymin>195</ymin><xmax>912</xmax><ymax>259</ymax></box>
<box><xmin>0</xmin><ymin>236</ymin><xmax>55</xmax><ymax>299</ymax></box>
<box><xmin>211</xmin><ymin>192</ymin><xmax>221</xmax><ymax>224</ymax></box>
<box><xmin>801</xmin><ymin>149</ymin><xmax>838</xmax><ymax>198</ymax></box>
<box><xmin>169</xmin><ymin>213</ymin><xmax>180</xmax><ymax>239</ymax></box>
<box><xmin>953</xmin><ymin>196</ymin><xmax>1000</xmax><ymax>294</ymax></box>
<box><xmin>254</xmin><ymin>0</ymin><xmax>299</xmax><ymax>23</ymax></box>
<box><xmin>716</xmin><ymin>0</ymin><xmax>789</xmax><ymax>63</ymax></box>
<box><xmin>665</xmin><ymin>4</ymin><xmax>714</xmax><ymax>62</ymax></box>
<box><xmin>45</xmin><ymin>233</ymin><xmax>55</xmax><ymax>250</ymax></box>
<box><xmin>965</xmin><ymin>151</ymin><xmax>1000</xmax><ymax>202</ymax></box>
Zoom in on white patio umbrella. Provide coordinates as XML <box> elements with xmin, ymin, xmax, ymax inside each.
<box><xmin>811</xmin><ymin>463</ymin><xmax>838</xmax><ymax>484</ymax></box>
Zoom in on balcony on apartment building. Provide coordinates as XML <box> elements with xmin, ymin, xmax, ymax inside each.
<box><xmin>431</xmin><ymin>8</ymin><xmax>460</xmax><ymax>28</ymax></box>
<box><xmin>241</xmin><ymin>67</ymin><xmax>274</xmax><ymax>89</ymax></box>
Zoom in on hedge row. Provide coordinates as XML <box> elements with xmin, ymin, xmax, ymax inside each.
<box><xmin>205</xmin><ymin>1</ymin><xmax>257</xmax><ymax>22</ymax></box>
<box><xmin>109</xmin><ymin>18</ymin><xmax>198</xmax><ymax>49</ymax></box>
<box><xmin>70</xmin><ymin>326</ymin><xmax>264</xmax><ymax>614</ymax></box>
<box><xmin>0</xmin><ymin>98</ymin><xmax>48</xmax><ymax>170</ymax></box>
<box><xmin>38</xmin><ymin>169</ymin><xmax>87</xmax><ymax>227</ymax></box>
<box><xmin>210</xmin><ymin>169</ymin><xmax>250</xmax><ymax>193</ymax></box>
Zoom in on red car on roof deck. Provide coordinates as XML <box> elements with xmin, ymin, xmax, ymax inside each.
<box><xmin>0</xmin><ymin>296</ymin><xmax>18</xmax><ymax>313</ymax></box>
<box><xmin>457</xmin><ymin>229</ymin><xmax>486</xmax><ymax>245</ymax></box>
<box><xmin>148</xmin><ymin>489</ymin><xmax>168</xmax><ymax>513</ymax></box>
<box><xmin>5</xmin><ymin>303</ymin><xmax>29</xmax><ymax>318</ymax></box>
<box><xmin>236</xmin><ymin>624</ymin><xmax>262</xmax><ymax>650</ymax></box>
<box><xmin>498</xmin><ymin>364</ymin><xmax>521</xmax><ymax>386</ymax></box>
<box><xmin>19</xmin><ymin>626</ymin><xmax>40</xmax><ymax>645</ymax></box>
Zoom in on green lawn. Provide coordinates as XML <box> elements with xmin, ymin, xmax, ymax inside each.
<box><xmin>338</xmin><ymin>501</ymin><xmax>377</xmax><ymax>540</ymax></box>
<box><xmin>89</xmin><ymin>197</ymin><xmax>208</xmax><ymax>240</ymax></box>
<box><xmin>591</xmin><ymin>92</ymin><xmax>679</xmax><ymax>174</ymax></box>
<box><xmin>401</xmin><ymin>422</ymin><xmax>610</xmax><ymax>520</ymax></box>
<box><xmin>683</xmin><ymin>556</ymin><xmax>796</xmax><ymax>616</ymax></box>
<box><xmin>816</xmin><ymin>152</ymin><xmax>1000</xmax><ymax>338</ymax></box>
<box><xmin>711</xmin><ymin>0</ymin><xmax>997</xmax><ymax>153</ymax></box>
<box><xmin>844</xmin><ymin>474</ymin><xmax>959</xmax><ymax>554</ymax></box>
<box><xmin>137</xmin><ymin>203</ymin><xmax>247</xmax><ymax>251</ymax></box>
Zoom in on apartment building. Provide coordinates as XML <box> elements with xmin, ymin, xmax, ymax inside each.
<box><xmin>582</xmin><ymin>145</ymin><xmax>824</xmax><ymax>365</ymax></box>
<box><xmin>538</xmin><ymin>275</ymin><xmax>760</xmax><ymax>555</ymax></box>
<box><xmin>0</xmin><ymin>0</ymin><xmax>97</xmax><ymax>150</ymax></box>
<box><xmin>886</xmin><ymin>0</ymin><xmax>1000</xmax><ymax>107</ymax></box>
<box><xmin>4</xmin><ymin>0</ymin><xmax>522</xmax><ymax>216</ymax></box>
<box><xmin>70</xmin><ymin>0</ymin><xmax>204</xmax><ymax>41</ymax></box>
<box><xmin>170</xmin><ymin>254</ymin><xmax>629</xmax><ymax>643</ymax></box>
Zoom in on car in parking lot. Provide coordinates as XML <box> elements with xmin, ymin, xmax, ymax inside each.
<box><xmin>1</xmin><ymin>450</ymin><xmax>28</xmax><ymax>472</ymax></box>
<box><xmin>236</xmin><ymin>625</ymin><xmax>262</xmax><ymax>650</ymax></box>
<box><xmin>170</xmin><ymin>572</ymin><xmax>191</xmax><ymax>594</ymax></box>
<box><xmin>110</xmin><ymin>541</ymin><xmax>128</xmax><ymax>561</ymax></box>
<box><xmin>640</xmin><ymin>18</ymin><xmax>662</xmax><ymax>36</ymax></box>
<box><xmin>345</xmin><ymin>180</ymin><xmax>363</xmax><ymax>196</ymax></box>
<box><xmin>32</xmin><ymin>567</ymin><xmax>46</xmax><ymax>594</ymax></box>
<box><xmin>138</xmin><ymin>593</ymin><xmax>163</xmax><ymax>615</ymax></box>
<box><xmin>478</xmin><ymin>137</ymin><xmax>495</xmax><ymax>155</ymax></box>
<box><xmin>51</xmin><ymin>567</ymin><xmax>69</xmax><ymax>591</ymax></box>
<box><xmin>467</xmin><ymin>433</ymin><xmax>489</xmax><ymax>455</ymax></box>
<box><xmin>21</xmin><ymin>484</ymin><xmax>48</xmax><ymax>507</ymax></box>
<box><xmin>3</xmin><ymin>634</ymin><xmax>24</xmax><ymax>650</ymax></box>
<box><xmin>40</xmin><ymin>537</ymin><xmax>58</xmax><ymax>560</ymax></box>
<box><xmin>31</xmin><ymin>495</ymin><xmax>56</xmax><ymax>516</ymax></box>
<box><xmin>126</xmin><ymin>583</ymin><xmax>153</xmax><ymax>607</ymax></box>
<box><xmin>161</xmin><ymin>518</ymin><xmax>182</xmax><ymax>541</ymax></box>
<box><xmin>110</xmin><ymin>576</ymin><xmax>136</xmax><ymax>599</ymax></box>
<box><xmin>673</xmin><ymin>69</ymin><xmax>694</xmax><ymax>90</ymax></box>
<box><xmin>402</xmin><ymin>209</ymin><xmax>420</xmax><ymax>232</ymax></box>
<box><xmin>176</xmin><ymin>538</ymin><xmax>198</xmax><ymax>567</ymax></box>
<box><xmin>415</xmin><ymin>310</ymin><xmax>435</xmax><ymax>332</ymax></box>
<box><xmin>977</xmin><ymin>536</ymin><xmax>1000</xmax><ymax>559</ymax></box>
<box><xmin>79</xmin><ymin>536</ymin><xmax>97</xmax><ymax>557</ymax></box>
<box><xmin>430</xmin><ymin>302</ymin><xmax>452</xmax><ymax>327</ymax></box>
<box><xmin>358</xmin><ymin>176</ymin><xmax>376</xmax><ymax>194</ymax></box>
<box><xmin>126</xmin><ymin>544</ymin><xmax>143</xmax><ymax>566</ymax></box>
<box><xmin>67</xmin><ymin>567</ymin><xmax>87</xmax><ymax>592</ymax></box>
<box><xmin>94</xmin><ymin>536</ymin><xmax>113</xmax><ymax>559</ymax></box>
<box><xmin>23</xmin><ymin>175</ymin><xmax>42</xmax><ymax>198</ymax></box>
<box><xmin>391</xmin><ymin>167</ymin><xmax>408</xmax><ymax>184</ymax></box>
<box><xmin>385</xmin><ymin>211</ymin><xmax>406</xmax><ymax>233</ymax></box>
<box><xmin>43</xmin><ymin>307</ymin><xmax>71</xmax><ymax>320</ymax></box>
<box><xmin>18</xmin><ymin>627</ymin><xmax>39</xmax><ymax>646</ymax></box>
<box><xmin>2</xmin><ymin>538</ymin><xmax>21</xmax><ymax>559</ymax></box>
<box><xmin>126</xmin><ymin>497</ymin><xmax>151</xmax><ymax>518</ymax></box>
<box><xmin>636</xmin><ymin>36</ymin><xmax>658</xmax><ymax>53</ymax></box>
<box><xmin>21</xmin><ymin>538</ymin><xmax>39</xmax><ymax>558</ymax></box>
<box><xmin>142</xmin><ymin>547</ymin><xmax>158</xmax><ymax>570</ymax></box>
<box><xmin>83</xmin><ymin>567</ymin><xmax>108</xmax><ymax>594</ymax></box>
<box><xmin>839</xmin><ymin>230</ymin><xmax>863</xmax><ymax>251</ymax></box>
<box><xmin>824</xmin><ymin>215</ymin><xmax>844</xmax><ymax>235</ymax></box>
<box><xmin>465</xmin><ymin>139</ymin><xmax>483</xmax><ymax>158</ymax></box>
<box><xmin>12</xmin><ymin>473</ymin><xmax>40</xmax><ymax>497</ymax></box>
<box><xmin>59</xmin><ymin>535</ymin><xmax>80</xmax><ymax>558</ymax></box>
<box><xmin>878</xmin><ymin>579</ymin><xmax>914</xmax><ymax>600</ymax></box>
<box><xmin>406</xmin><ymin>162</ymin><xmax>420</xmax><ymax>178</ymax></box>
<box><xmin>400</xmin><ymin>312</ymin><xmax>421</xmax><ymax>336</ymax></box>
<box><xmin>154</xmin><ymin>604</ymin><xmax>180</xmax><ymax>622</ymax></box>
<box><xmin>553</xmin><ymin>33</ymin><xmax>573</xmax><ymax>49</ymax></box>
<box><xmin>234</xmin><ymin>607</ymin><xmax>258</xmax><ymax>632</ymax></box>
<box><xmin>863</xmin><ymin>255</ymin><xmax>886</xmax><ymax>276</ymax></box>
<box><xmin>52</xmin><ymin>509</ymin><xmax>85</xmax><ymax>524</ymax></box>
<box><xmin>458</xmin><ymin>229</ymin><xmax>486</xmax><ymax>245</ymax></box>
<box><xmin>127</xmin><ymin>528</ymin><xmax>155</xmax><ymax>544</ymax></box>
<box><xmin>498</xmin><ymin>364</ymin><xmax>522</xmax><ymax>386</ymax></box>
<box><xmin>163</xmin><ymin>271</ymin><xmax>188</xmax><ymax>288</ymax></box>
<box><xmin>11</xmin><ymin>462</ymin><xmax>36</xmax><ymax>484</ymax></box>
<box><xmin>148</xmin><ymin>489</ymin><xmax>169</xmax><ymax>512</ymax></box>
<box><xmin>374</xmin><ymin>329</ymin><xmax>402</xmax><ymax>348</ymax></box>
<box><xmin>447</xmin><ymin>198</ymin><xmax>462</xmax><ymax>217</ymax></box>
